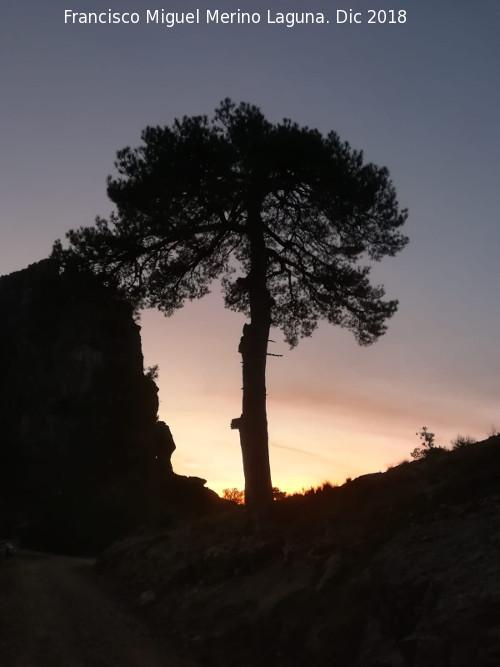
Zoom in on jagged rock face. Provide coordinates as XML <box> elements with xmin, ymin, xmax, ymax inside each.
<box><xmin>0</xmin><ymin>259</ymin><xmax>172</xmax><ymax>551</ymax></box>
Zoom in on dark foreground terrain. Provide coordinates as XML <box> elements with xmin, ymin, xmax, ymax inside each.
<box><xmin>0</xmin><ymin>550</ymin><xmax>196</xmax><ymax>666</ymax></box>
<box><xmin>97</xmin><ymin>436</ymin><xmax>500</xmax><ymax>667</ymax></box>
<box><xmin>2</xmin><ymin>437</ymin><xmax>500</xmax><ymax>666</ymax></box>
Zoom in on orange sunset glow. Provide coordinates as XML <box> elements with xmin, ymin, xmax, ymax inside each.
<box><xmin>140</xmin><ymin>285</ymin><xmax>499</xmax><ymax>496</ymax></box>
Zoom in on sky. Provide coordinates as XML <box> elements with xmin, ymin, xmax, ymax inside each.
<box><xmin>2</xmin><ymin>1</ymin><xmax>500</xmax><ymax>495</ymax></box>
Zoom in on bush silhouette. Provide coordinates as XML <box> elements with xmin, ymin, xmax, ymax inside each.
<box><xmin>451</xmin><ymin>434</ymin><xmax>476</xmax><ymax>450</ymax></box>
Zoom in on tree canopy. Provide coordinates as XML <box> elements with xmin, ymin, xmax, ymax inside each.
<box><xmin>54</xmin><ymin>99</ymin><xmax>407</xmax><ymax>346</ymax></box>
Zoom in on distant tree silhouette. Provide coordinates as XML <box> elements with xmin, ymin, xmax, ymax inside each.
<box><xmin>411</xmin><ymin>426</ymin><xmax>435</xmax><ymax>459</ymax></box>
<box><xmin>222</xmin><ymin>487</ymin><xmax>287</xmax><ymax>504</ymax></box>
<box><xmin>222</xmin><ymin>488</ymin><xmax>245</xmax><ymax>504</ymax></box>
<box><xmin>412</xmin><ymin>426</ymin><xmax>448</xmax><ymax>459</ymax></box>
<box><xmin>272</xmin><ymin>486</ymin><xmax>288</xmax><ymax>501</ymax></box>
<box><xmin>53</xmin><ymin>99</ymin><xmax>408</xmax><ymax>522</ymax></box>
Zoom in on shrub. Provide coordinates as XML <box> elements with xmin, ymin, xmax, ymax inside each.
<box><xmin>451</xmin><ymin>434</ymin><xmax>476</xmax><ymax>450</ymax></box>
<box><xmin>145</xmin><ymin>364</ymin><xmax>159</xmax><ymax>381</ymax></box>
<box><xmin>320</xmin><ymin>481</ymin><xmax>337</xmax><ymax>491</ymax></box>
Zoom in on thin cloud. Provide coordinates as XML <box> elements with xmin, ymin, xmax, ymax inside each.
<box><xmin>271</xmin><ymin>442</ymin><xmax>345</xmax><ymax>465</ymax></box>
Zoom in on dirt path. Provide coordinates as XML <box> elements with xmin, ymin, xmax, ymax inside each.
<box><xmin>0</xmin><ymin>550</ymin><xmax>195</xmax><ymax>667</ymax></box>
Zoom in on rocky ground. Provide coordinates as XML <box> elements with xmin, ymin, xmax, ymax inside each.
<box><xmin>97</xmin><ymin>436</ymin><xmax>500</xmax><ymax>667</ymax></box>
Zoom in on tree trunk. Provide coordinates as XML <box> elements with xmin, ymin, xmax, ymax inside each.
<box><xmin>237</xmin><ymin>320</ymin><xmax>273</xmax><ymax>518</ymax></box>
<box><xmin>232</xmin><ymin>206</ymin><xmax>274</xmax><ymax>523</ymax></box>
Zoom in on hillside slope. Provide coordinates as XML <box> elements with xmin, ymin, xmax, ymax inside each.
<box><xmin>97</xmin><ymin>436</ymin><xmax>500</xmax><ymax>666</ymax></box>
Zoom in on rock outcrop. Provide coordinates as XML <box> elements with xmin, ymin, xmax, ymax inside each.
<box><xmin>0</xmin><ymin>259</ymin><xmax>217</xmax><ymax>552</ymax></box>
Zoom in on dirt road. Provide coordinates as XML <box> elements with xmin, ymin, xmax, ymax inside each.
<box><xmin>0</xmin><ymin>550</ymin><xmax>194</xmax><ymax>667</ymax></box>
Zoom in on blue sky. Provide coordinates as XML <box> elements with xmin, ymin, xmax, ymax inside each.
<box><xmin>2</xmin><ymin>1</ymin><xmax>499</xmax><ymax>492</ymax></box>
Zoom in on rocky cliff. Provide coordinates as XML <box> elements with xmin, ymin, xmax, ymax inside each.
<box><xmin>0</xmin><ymin>259</ymin><xmax>217</xmax><ymax>552</ymax></box>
